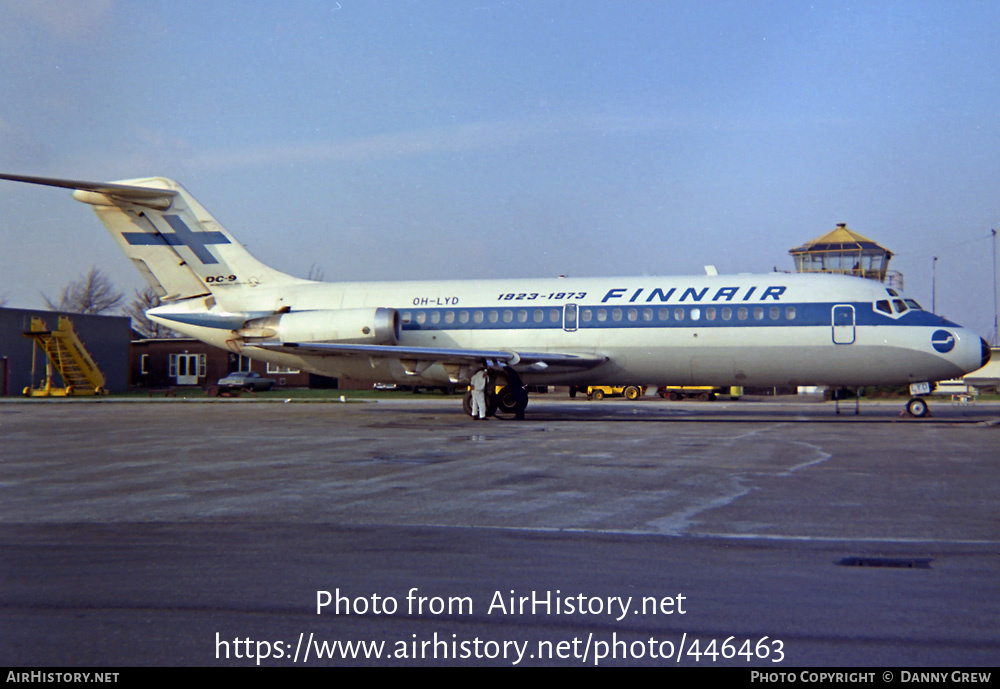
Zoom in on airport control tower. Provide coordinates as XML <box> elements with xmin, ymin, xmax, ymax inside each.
<box><xmin>789</xmin><ymin>223</ymin><xmax>900</xmax><ymax>286</ymax></box>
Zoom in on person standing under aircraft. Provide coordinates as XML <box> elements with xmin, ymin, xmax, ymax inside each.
<box><xmin>470</xmin><ymin>367</ymin><xmax>489</xmax><ymax>420</ymax></box>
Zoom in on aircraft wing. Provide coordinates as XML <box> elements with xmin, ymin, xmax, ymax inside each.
<box><xmin>253</xmin><ymin>341</ymin><xmax>607</xmax><ymax>371</ymax></box>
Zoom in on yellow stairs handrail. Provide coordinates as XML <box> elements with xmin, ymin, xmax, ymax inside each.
<box><xmin>22</xmin><ymin>316</ymin><xmax>107</xmax><ymax>396</ymax></box>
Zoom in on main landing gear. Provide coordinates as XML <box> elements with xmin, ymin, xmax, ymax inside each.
<box><xmin>463</xmin><ymin>368</ymin><xmax>529</xmax><ymax>420</ymax></box>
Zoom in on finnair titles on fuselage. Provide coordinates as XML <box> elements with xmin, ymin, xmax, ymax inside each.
<box><xmin>411</xmin><ymin>282</ymin><xmax>784</xmax><ymax>306</ymax></box>
<box><xmin>0</xmin><ymin>172</ymin><xmax>990</xmax><ymax>418</ymax></box>
<box><xmin>599</xmin><ymin>284</ymin><xmax>787</xmax><ymax>304</ymax></box>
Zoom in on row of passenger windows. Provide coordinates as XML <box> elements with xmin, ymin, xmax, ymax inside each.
<box><xmin>582</xmin><ymin>305</ymin><xmax>796</xmax><ymax>323</ymax></box>
<box><xmin>403</xmin><ymin>309</ymin><xmax>563</xmax><ymax>325</ymax></box>
<box><xmin>401</xmin><ymin>305</ymin><xmax>798</xmax><ymax>326</ymax></box>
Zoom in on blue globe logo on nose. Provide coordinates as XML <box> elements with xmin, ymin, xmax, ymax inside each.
<box><xmin>932</xmin><ymin>330</ymin><xmax>956</xmax><ymax>353</ymax></box>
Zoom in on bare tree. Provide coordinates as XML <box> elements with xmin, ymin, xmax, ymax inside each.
<box><xmin>307</xmin><ymin>263</ymin><xmax>325</xmax><ymax>281</ymax></box>
<box><xmin>42</xmin><ymin>266</ymin><xmax>124</xmax><ymax>315</ymax></box>
<box><xmin>124</xmin><ymin>286</ymin><xmax>181</xmax><ymax>339</ymax></box>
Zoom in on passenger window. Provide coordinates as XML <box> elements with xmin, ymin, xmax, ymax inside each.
<box><xmin>459</xmin><ymin>311</ymin><xmax>469</xmax><ymax>324</ymax></box>
<box><xmin>488</xmin><ymin>310</ymin><xmax>499</xmax><ymax>323</ymax></box>
<box><xmin>705</xmin><ymin>307</ymin><xmax>716</xmax><ymax>321</ymax></box>
<box><xmin>533</xmin><ymin>309</ymin><xmax>544</xmax><ymax>323</ymax></box>
<box><xmin>754</xmin><ymin>307</ymin><xmax>764</xmax><ymax>320</ymax></box>
<box><xmin>416</xmin><ymin>312</ymin><xmax>426</xmax><ymax>325</ymax></box>
<box><xmin>659</xmin><ymin>308</ymin><xmax>670</xmax><ymax>321</ymax></box>
<box><xmin>737</xmin><ymin>307</ymin><xmax>748</xmax><ymax>320</ymax></box>
<box><xmin>502</xmin><ymin>310</ymin><xmax>513</xmax><ymax>323</ymax></box>
<box><xmin>473</xmin><ymin>311</ymin><xmax>484</xmax><ymax>323</ymax></box>
<box><xmin>444</xmin><ymin>311</ymin><xmax>455</xmax><ymax>324</ymax></box>
<box><xmin>674</xmin><ymin>308</ymin><xmax>685</xmax><ymax>321</ymax></box>
<box><xmin>690</xmin><ymin>308</ymin><xmax>701</xmax><ymax>321</ymax></box>
<box><xmin>612</xmin><ymin>308</ymin><xmax>623</xmax><ymax>321</ymax></box>
<box><xmin>549</xmin><ymin>309</ymin><xmax>560</xmax><ymax>322</ymax></box>
<box><xmin>785</xmin><ymin>306</ymin><xmax>796</xmax><ymax>320</ymax></box>
<box><xmin>642</xmin><ymin>308</ymin><xmax>653</xmax><ymax>322</ymax></box>
<box><xmin>581</xmin><ymin>308</ymin><xmax>592</xmax><ymax>322</ymax></box>
<box><xmin>430</xmin><ymin>311</ymin><xmax>440</xmax><ymax>324</ymax></box>
<box><xmin>627</xmin><ymin>308</ymin><xmax>638</xmax><ymax>322</ymax></box>
<box><xmin>401</xmin><ymin>311</ymin><xmax>412</xmax><ymax>324</ymax></box>
<box><xmin>517</xmin><ymin>310</ymin><xmax>528</xmax><ymax>323</ymax></box>
<box><xmin>769</xmin><ymin>307</ymin><xmax>780</xmax><ymax>320</ymax></box>
<box><xmin>721</xmin><ymin>307</ymin><xmax>732</xmax><ymax>321</ymax></box>
<box><xmin>597</xmin><ymin>309</ymin><xmax>607</xmax><ymax>322</ymax></box>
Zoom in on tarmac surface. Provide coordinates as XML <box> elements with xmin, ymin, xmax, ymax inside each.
<box><xmin>1</xmin><ymin>394</ymin><xmax>998</xmax><ymax>667</ymax></box>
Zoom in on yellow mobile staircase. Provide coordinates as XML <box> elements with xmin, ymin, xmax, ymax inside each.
<box><xmin>22</xmin><ymin>316</ymin><xmax>107</xmax><ymax>396</ymax></box>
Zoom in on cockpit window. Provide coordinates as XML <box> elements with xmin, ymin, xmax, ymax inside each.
<box><xmin>892</xmin><ymin>299</ymin><xmax>908</xmax><ymax>314</ymax></box>
<box><xmin>875</xmin><ymin>300</ymin><xmax>892</xmax><ymax>315</ymax></box>
<box><xmin>904</xmin><ymin>299</ymin><xmax>923</xmax><ymax>310</ymax></box>
<box><xmin>886</xmin><ymin>288</ymin><xmax>899</xmax><ymax>297</ymax></box>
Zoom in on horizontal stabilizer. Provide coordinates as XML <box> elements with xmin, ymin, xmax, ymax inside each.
<box><xmin>0</xmin><ymin>173</ymin><xmax>176</xmax><ymax>208</ymax></box>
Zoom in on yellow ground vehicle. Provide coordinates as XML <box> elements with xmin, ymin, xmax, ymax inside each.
<box><xmin>586</xmin><ymin>385</ymin><xmax>646</xmax><ymax>400</ymax></box>
<box><xmin>656</xmin><ymin>386</ymin><xmax>742</xmax><ymax>401</ymax></box>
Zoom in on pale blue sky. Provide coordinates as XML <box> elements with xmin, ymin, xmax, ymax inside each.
<box><xmin>1</xmin><ymin>1</ymin><xmax>998</xmax><ymax>338</ymax></box>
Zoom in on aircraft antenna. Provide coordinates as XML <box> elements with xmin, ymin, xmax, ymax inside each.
<box><xmin>932</xmin><ymin>256</ymin><xmax>938</xmax><ymax>314</ymax></box>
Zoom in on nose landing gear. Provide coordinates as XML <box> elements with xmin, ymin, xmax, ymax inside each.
<box><xmin>905</xmin><ymin>397</ymin><xmax>930</xmax><ymax>418</ymax></box>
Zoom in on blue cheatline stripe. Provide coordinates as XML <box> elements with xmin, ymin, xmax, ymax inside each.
<box><xmin>399</xmin><ymin>302</ymin><xmax>954</xmax><ymax>332</ymax></box>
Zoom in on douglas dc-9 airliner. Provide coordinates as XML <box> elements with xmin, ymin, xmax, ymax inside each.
<box><xmin>0</xmin><ymin>173</ymin><xmax>990</xmax><ymax>418</ymax></box>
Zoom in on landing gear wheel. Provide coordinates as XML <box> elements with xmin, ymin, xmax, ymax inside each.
<box><xmin>906</xmin><ymin>397</ymin><xmax>929</xmax><ymax>418</ymax></box>
<box><xmin>464</xmin><ymin>390</ymin><xmax>496</xmax><ymax>417</ymax></box>
<box><xmin>492</xmin><ymin>386</ymin><xmax>527</xmax><ymax>418</ymax></box>
<box><xmin>624</xmin><ymin>386</ymin><xmax>641</xmax><ymax>400</ymax></box>
<box><xmin>495</xmin><ymin>386</ymin><xmax>519</xmax><ymax>414</ymax></box>
<box><xmin>591</xmin><ymin>389</ymin><xmax>605</xmax><ymax>401</ymax></box>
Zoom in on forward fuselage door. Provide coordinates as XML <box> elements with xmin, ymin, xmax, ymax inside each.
<box><xmin>832</xmin><ymin>305</ymin><xmax>856</xmax><ymax>345</ymax></box>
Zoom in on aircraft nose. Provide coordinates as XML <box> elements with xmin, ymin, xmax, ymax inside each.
<box><xmin>981</xmin><ymin>338</ymin><xmax>992</xmax><ymax>369</ymax></box>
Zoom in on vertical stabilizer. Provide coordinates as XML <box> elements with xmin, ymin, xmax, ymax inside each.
<box><xmin>0</xmin><ymin>173</ymin><xmax>306</xmax><ymax>303</ymax></box>
<box><xmin>77</xmin><ymin>177</ymin><xmax>306</xmax><ymax>302</ymax></box>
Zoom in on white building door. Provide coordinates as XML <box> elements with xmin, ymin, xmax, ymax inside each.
<box><xmin>170</xmin><ymin>353</ymin><xmax>203</xmax><ymax>385</ymax></box>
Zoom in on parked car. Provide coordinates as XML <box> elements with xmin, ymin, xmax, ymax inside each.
<box><xmin>217</xmin><ymin>371</ymin><xmax>275</xmax><ymax>391</ymax></box>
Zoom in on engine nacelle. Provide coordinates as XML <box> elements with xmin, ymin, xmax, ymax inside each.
<box><xmin>237</xmin><ymin>308</ymin><xmax>400</xmax><ymax>345</ymax></box>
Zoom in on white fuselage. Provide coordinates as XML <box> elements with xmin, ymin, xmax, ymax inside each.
<box><xmin>1</xmin><ymin>173</ymin><xmax>987</xmax><ymax>392</ymax></box>
<box><xmin>150</xmin><ymin>271</ymin><xmax>988</xmax><ymax>388</ymax></box>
